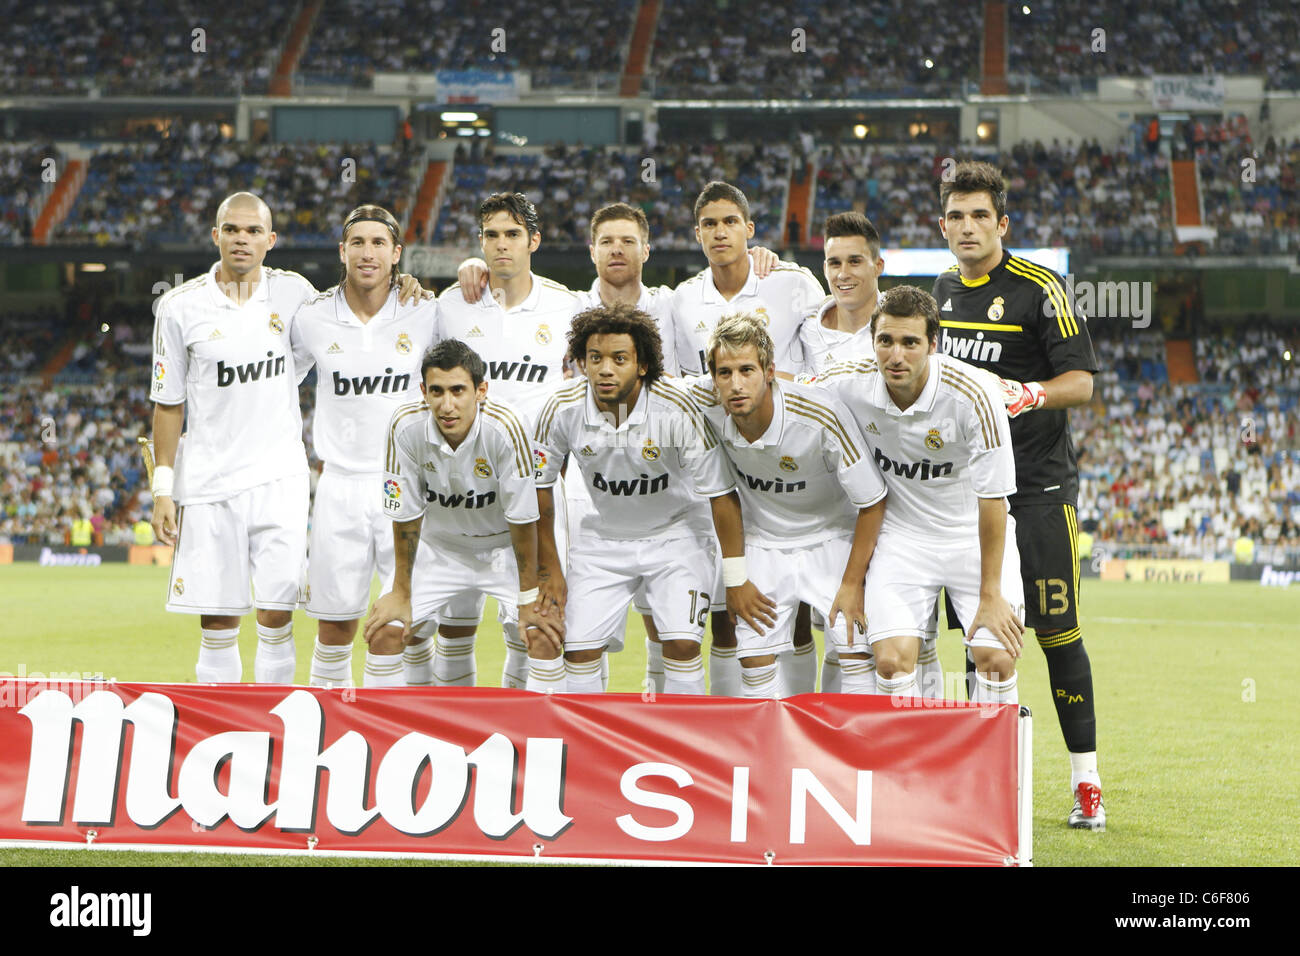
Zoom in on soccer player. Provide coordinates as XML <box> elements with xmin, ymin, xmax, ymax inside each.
<box><xmin>816</xmin><ymin>286</ymin><xmax>1026</xmax><ymax>705</ymax></box>
<box><xmin>435</xmin><ymin>192</ymin><xmax>580</xmax><ymax>689</ymax></box>
<box><xmin>150</xmin><ymin>192</ymin><xmax>315</xmax><ymax>683</ymax></box>
<box><xmin>932</xmin><ymin>161</ymin><xmax>1105</xmax><ymax>830</ymax></box>
<box><xmin>531</xmin><ymin>303</ymin><xmax>774</xmax><ymax>695</ymax></box>
<box><xmin>684</xmin><ymin>311</ymin><xmax>887</xmax><ymax>698</ymax></box>
<box><xmin>364</xmin><ymin>340</ymin><xmax>562</xmax><ymax>670</ymax></box>
<box><xmin>673</xmin><ymin>181</ymin><xmax>827</xmax><ymax>696</ymax></box>
<box><xmin>290</xmin><ymin>204</ymin><xmax>439</xmax><ymax>688</ymax></box>
<box><xmin>799</xmin><ymin>211</ymin><xmax>886</xmax><ymax>376</ymax></box>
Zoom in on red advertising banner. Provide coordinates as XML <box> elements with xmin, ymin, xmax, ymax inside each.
<box><xmin>0</xmin><ymin>680</ymin><xmax>1024</xmax><ymax>865</ymax></box>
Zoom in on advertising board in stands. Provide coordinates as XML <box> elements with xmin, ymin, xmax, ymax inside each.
<box><xmin>11</xmin><ymin>546</ymin><xmax>129</xmax><ymax>565</ymax></box>
<box><xmin>1099</xmin><ymin>558</ymin><xmax>1230</xmax><ymax>583</ymax></box>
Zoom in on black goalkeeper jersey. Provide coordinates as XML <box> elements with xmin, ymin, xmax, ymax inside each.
<box><xmin>931</xmin><ymin>250</ymin><xmax>1098</xmax><ymax>507</ymax></box>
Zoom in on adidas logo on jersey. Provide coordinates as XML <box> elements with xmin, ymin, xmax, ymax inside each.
<box><xmin>872</xmin><ymin>448</ymin><xmax>953</xmax><ymax>481</ymax></box>
<box><xmin>208</xmin><ymin>330</ymin><xmax>223</xmax><ymax>340</ymax></box>
<box><xmin>694</xmin><ymin>321</ymin><xmax>709</xmax><ymax>332</ymax></box>
<box><xmin>941</xmin><ymin>299</ymin><xmax>953</xmax><ymax>312</ymax></box>
<box><xmin>580</xmin><ymin>445</ymin><xmax>595</xmax><ymax>457</ymax></box>
<box><xmin>333</xmin><ymin>368</ymin><xmax>412</xmax><ymax>396</ymax></box>
<box><xmin>591</xmin><ymin>471</ymin><xmax>669</xmax><ymax>496</ymax></box>
<box><xmin>327</xmin><ymin>342</ymin><xmax>343</xmax><ymax>354</ymax></box>
<box><xmin>467</xmin><ymin>326</ymin><xmax>485</xmax><ymax>337</ymax></box>
<box><xmin>863</xmin><ymin>421</ymin><xmax>881</xmax><ymax>435</ymax></box>
<box><xmin>217</xmin><ymin>353</ymin><xmax>286</xmax><ymax>387</ymax></box>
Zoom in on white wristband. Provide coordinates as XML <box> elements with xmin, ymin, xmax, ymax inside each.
<box><xmin>722</xmin><ymin>556</ymin><xmax>748</xmax><ymax>588</ymax></box>
<box><xmin>152</xmin><ymin>465</ymin><xmax>174</xmax><ymax>499</ymax></box>
<box><xmin>518</xmin><ymin>587</ymin><xmax>539</xmax><ymax>607</ymax></box>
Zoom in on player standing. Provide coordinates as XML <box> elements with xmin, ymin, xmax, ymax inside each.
<box><xmin>364</xmin><ymin>340</ymin><xmax>562</xmax><ymax>669</ymax></box>
<box><xmin>150</xmin><ymin>192</ymin><xmax>314</xmax><ymax>683</ymax></box>
<box><xmin>672</xmin><ymin>181</ymin><xmax>826</xmax><ymax>696</ymax></box>
<box><xmin>435</xmin><ymin>192</ymin><xmax>579</xmax><ymax>689</ymax></box>
<box><xmin>816</xmin><ymin>286</ymin><xmax>1026</xmax><ymax>704</ymax></box>
<box><xmin>291</xmin><ymin>204</ymin><xmax>439</xmax><ymax>687</ymax></box>
<box><xmin>933</xmin><ymin>161</ymin><xmax>1105</xmax><ymax>830</ymax></box>
<box><xmin>684</xmin><ymin>312</ymin><xmax>887</xmax><ymax>698</ymax></box>
<box><xmin>531</xmin><ymin>303</ymin><xmax>774</xmax><ymax>694</ymax></box>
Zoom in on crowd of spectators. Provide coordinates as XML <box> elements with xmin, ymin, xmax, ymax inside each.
<box><xmin>435</xmin><ymin>141</ymin><xmax>792</xmax><ymax>249</ymax></box>
<box><xmin>52</xmin><ymin>134</ymin><xmax>424</xmax><ymax>248</ymax></box>
<box><xmin>298</xmin><ymin>0</ymin><xmax>636</xmax><ymax>88</ymax></box>
<box><xmin>1078</xmin><ymin>323</ymin><xmax>1300</xmax><ymax>563</ymax></box>
<box><xmin>1007</xmin><ymin>0</ymin><xmax>1300</xmax><ymax>92</ymax></box>
<box><xmin>1</xmin><ymin>144</ymin><xmax>62</xmax><ymax>246</ymax></box>
<box><xmin>0</xmin><ymin>0</ymin><xmax>292</xmax><ymax>96</ymax></box>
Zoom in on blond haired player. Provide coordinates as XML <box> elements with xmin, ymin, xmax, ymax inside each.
<box><xmin>290</xmin><ymin>204</ymin><xmax>439</xmax><ymax>687</ymax></box>
<box><xmin>365</xmin><ymin>340</ymin><xmax>562</xmax><ymax>666</ymax></box>
<box><xmin>815</xmin><ymin>286</ymin><xmax>1025</xmax><ymax>703</ymax></box>
<box><xmin>683</xmin><ymin>312</ymin><xmax>887</xmax><ymax>698</ymax></box>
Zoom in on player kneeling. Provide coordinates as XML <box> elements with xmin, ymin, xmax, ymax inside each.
<box><xmin>684</xmin><ymin>312</ymin><xmax>887</xmax><ymax>697</ymax></box>
<box><xmin>365</xmin><ymin>341</ymin><xmax>562</xmax><ymax>669</ymax></box>
<box><xmin>532</xmin><ymin>303</ymin><xmax>770</xmax><ymax>694</ymax></box>
<box><xmin>816</xmin><ymin>286</ymin><xmax>1026</xmax><ymax>702</ymax></box>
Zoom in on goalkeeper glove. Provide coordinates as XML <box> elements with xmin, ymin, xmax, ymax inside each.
<box><xmin>996</xmin><ymin>377</ymin><xmax>1046</xmax><ymax>418</ymax></box>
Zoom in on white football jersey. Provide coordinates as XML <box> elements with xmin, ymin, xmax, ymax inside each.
<box><xmin>151</xmin><ymin>262</ymin><xmax>313</xmax><ymax>505</ymax></box>
<box><xmin>684</xmin><ymin>376</ymin><xmax>886</xmax><ymax>547</ymax></box>
<box><xmin>814</xmin><ymin>354</ymin><xmax>1016</xmax><ymax>540</ymax></box>
<box><xmin>574</xmin><ymin>279</ymin><xmax>679</xmax><ymax>375</ymax></box>
<box><xmin>533</xmin><ymin>378</ymin><xmax>734</xmax><ymax>541</ymax></box>
<box><xmin>671</xmin><ymin>260</ymin><xmax>824</xmax><ymax>375</ymax></box>
<box><xmin>291</xmin><ymin>285</ymin><xmax>438</xmax><ymax>475</ymax></box>
<box><xmin>797</xmin><ymin>294</ymin><xmax>880</xmax><ymax>376</ymax></box>
<box><xmin>437</xmin><ymin>273</ymin><xmax>578</xmax><ymax>425</ymax></box>
<box><xmin>383</xmin><ymin>398</ymin><xmax>539</xmax><ymax>553</ymax></box>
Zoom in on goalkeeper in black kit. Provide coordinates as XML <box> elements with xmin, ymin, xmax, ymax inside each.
<box><xmin>932</xmin><ymin>161</ymin><xmax>1105</xmax><ymax>831</ymax></box>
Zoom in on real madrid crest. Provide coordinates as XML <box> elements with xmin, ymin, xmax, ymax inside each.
<box><xmin>474</xmin><ymin>457</ymin><xmax>492</xmax><ymax>478</ymax></box>
<box><xmin>754</xmin><ymin>307</ymin><xmax>771</xmax><ymax>327</ymax></box>
<box><xmin>925</xmin><ymin>428</ymin><xmax>944</xmax><ymax>451</ymax></box>
<box><xmin>173</xmin><ymin>578</ymin><xmax>185</xmax><ymax>596</ymax></box>
<box><xmin>779</xmin><ymin>456</ymin><xmax>799</xmax><ymax>472</ymax></box>
<box><xmin>641</xmin><ymin>438</ymin><xmax>661</xmax><ymax>462</ymax></box>
<box><xmin>986</xmin><ymin>296</ymin><xmax>1005</xmax><ymax>322</ymax></box>
<box><xmin>536</xmin><ymin>324</ymin><xmax>552</xmax><ymax>345</ymax></box>
<box><xmin>396</xmin><ymin>332</ymin><xmax>412</xmax><ymax>354</ymax></box>
<box><xmin>268</xmin><ymin>314</ymin><xmax>284</xmax><ymax>334</ymax></box>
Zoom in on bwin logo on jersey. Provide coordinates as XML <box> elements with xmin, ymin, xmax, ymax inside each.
<box><xmin>736</xmin><ymin>466</ymin><xmax>806</xmax><ymax>493</ymax></box>
<box><xmin>487</xmin><ymin>356</ymin><xmax>548</xmax><ymax>383</ymax></box>
<box><xmin>591</xmin><ymin>472</ymin><xmax>669</xmax><ymax>495</ymax></box>
<box><xmin>872</xmin><ymin>448</ymin><xmax>953</xmax><ymax>481</ymax></box>
<box><xmin>217</xmin><ymin>352</ymin><xmax>286</xmax><ymax>387</ymax></box>
<box><xmin>333</xmin><ymin>368</ymin><xmax>412</xmax><ymax>396</ymax></box>
<box><xmin>426</xmin><ymin>488</ymin><xmax>497</xmax><ymax>509</ymax></box>
<box><xmin>942</xmin><ymin>333</ymin><xmax>1003</xmax><ymax>363</ymax></box>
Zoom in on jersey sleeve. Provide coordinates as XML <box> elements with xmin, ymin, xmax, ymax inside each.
<box><xmin>1032</xmin><ymin>272</ymin><xmax>1100</xmax><ymax>377</ymax></box>
<box><xmin>383</xmin><ymin>413</ymin><xmax>427</xmax><ymax>521</ymax></box>
<box><xmin>288</xmin><ymin>306</ymin><xmax>316</xmax><ymax>386</ymax></box>
<box><xmin>962</xmin><ymin>374</ymin><xmax>1018</xmax><ymax>500</ymax></box>
<box><xmin>484</xmin><ymin>406</ymin><xmax>541</xmax><ymax>525</ymax></box>
<box><xmin>150</xmin><ymin>297</ymin><xmax>188</xmax><ymax>405</ymax></box>
<box><xmin>669</xmin><ymin>396</ymin><xmax>734</xmax><ymax>498</ymax></box>
<box><xmin>531</xmin><ymin>391</ymin><xmax>573</xmax><ymax>488</ymax></box>
<box><xmin>652</xmin><ymin>287</ymin><xmax>679</xmax><ymax>376</ymax></box>
<box><xmin>818</xmin><ymin>392</ymin><xmax>887</xmax><ymax>508</ymax></box>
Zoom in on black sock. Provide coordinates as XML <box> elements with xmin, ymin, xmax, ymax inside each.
<box><xmin>1037</xmin><ymin>630</ymin><xmax>1097</xmax><ymax>753</ymax></box>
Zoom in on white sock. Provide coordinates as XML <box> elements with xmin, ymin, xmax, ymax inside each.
<box><xmin>565</xmin><ymin>657</ymin><xmax>604</xmax><ymax>694</ymax></box>
<box><xmin>526</xmin><ymin>657</ymin><xmax>566</xmax><ymax>694</ymax></box>
<box><xmin>821</xmin><ymin>645</ymin><xmax>841</xmax><ymax>693</ymax></box>
<box><xmin>501</xmin><ymin>630</ymin><xmax>529</xmax><ymax>690</ymax></box>
<box><xmin>600</xmin><ymin>652</ymin><xmax>610</xmax><ymax>692</ymax></box>
<box><xmin>917</xmin><ymin>637</ymin><xmax>942</xmax><ymax>699</ymax></box>
<box><xmin>363</xmin><ymin>651</ymin><xmax>405</xmax><ymax>687</ymax></box>
<box><xmin>664</xmin><ymin>655</ymin><xmax>706</xmax><ymax>695</ymax></box>
<box><xmin>403</xmin><ymin>639</ymin><xmax>435</xmax><ymax>686</ymax></box>
<box><xmin>973</xmin><ymin>671</ymin><xmax>1018</xmax><ymax>704</ymax></box>
<box><xmin>645</xmin><ymin>638</ymin><xmax>665</xmax><ymax>695</ymax></box>
<box><xmin>877</xmin><ymin>670</ymin><xmax>919</xmax><ymax>698</ymax></box>
<box><xmin>1069</xmin><ymin>751</ymin><xmax>1101</xmax><ymax>791</ymax></box>
<box><xmin>197</xmin><ymin>627</ymin><xmax>241</xmax><ymax>683</ymax></box>
<box><xmin>741</xmin><ymin>662</ymin><xmax>779</xmax><ymax>699</ymax></box>
<box><xmin>433</xmin><ymin>635</ymin><xmax>476</xmax><ymax>686</ymax></box>
<box><xmin>839</xmin><ymin>656</ymin><xmax>876</xmax><ymax>694</ymax></box>
<box><xmin>708</xmin><ymin>645</ymin><xmax>740</xmax><ymax>696</ymax></box>
<box><xmin>781</xmin><ymin>642</ymin><xmax>817</xmax><ymax>696</ymax></box>
<box><xmin>254</xmin><ymin>622</ymin><xmax>296</xmax><ymax>684</ymax></box>
<box><xmin>309</xmin><ymin>638</ymin><xmax>353</xmax><ymax>687</ymax></box>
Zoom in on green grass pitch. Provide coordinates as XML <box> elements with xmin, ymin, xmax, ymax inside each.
<box><xmin>1</xmin><ymin>565</ymin><xmax>1295</xmax><ymax>867</ymax></box>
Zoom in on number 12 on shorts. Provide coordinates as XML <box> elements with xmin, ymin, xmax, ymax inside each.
<box><xmin>687</xmin><ymin>589</ymin><xmax>711</xmax><ymax>627</ymax></box>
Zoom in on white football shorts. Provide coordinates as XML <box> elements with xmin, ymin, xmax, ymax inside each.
<box><xmin>305</xmin><ymin>469</ymin><xmax>394</xmax><ymax>621</ymax></box>
<box><xmin>737</xmin><ymin>535</ymin><xmax>855</xmax><ymax>659</ymax></box>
